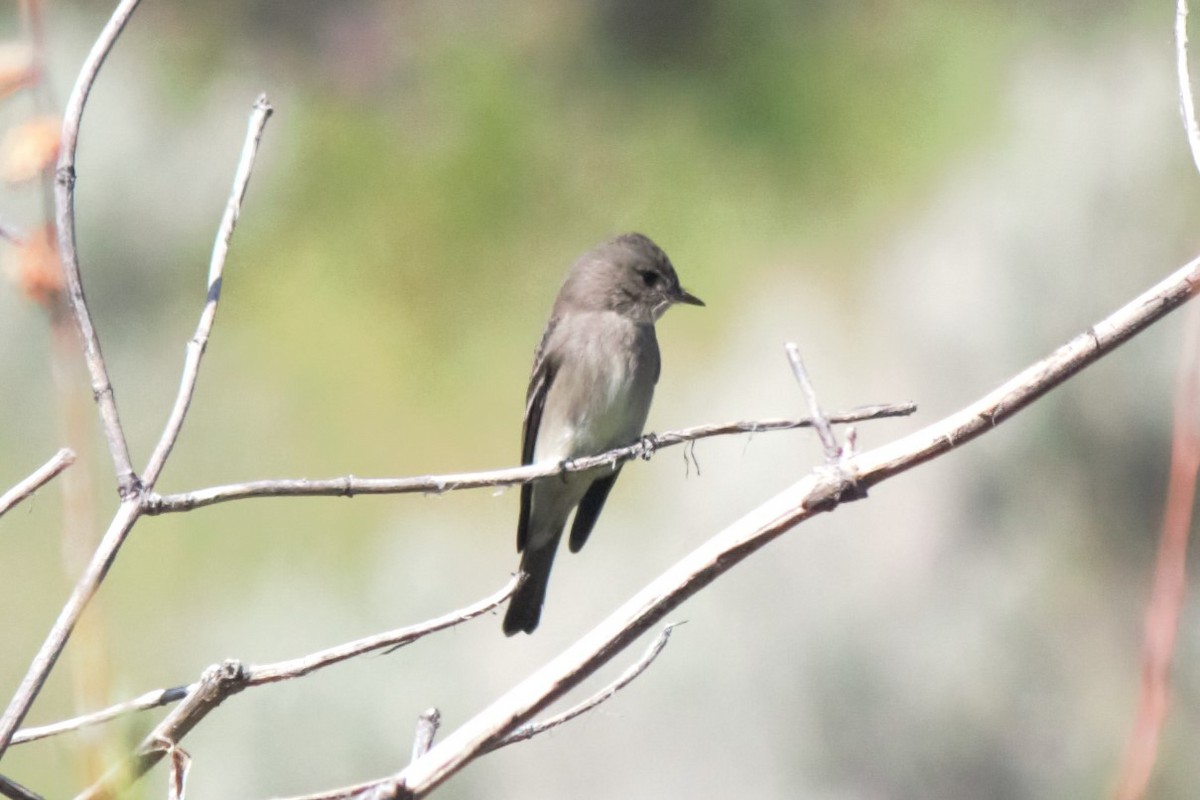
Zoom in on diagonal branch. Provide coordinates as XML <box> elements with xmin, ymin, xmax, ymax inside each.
<box><xmin>0</xmin><ymin>775</ymin><xmax>42</xmax><ymax>800</ymax></box>
<box><xmin>141</xmin><ymin>94</ymin><xmax>274</xmax><ymax>489</ymax></box>
<box><xmin>1112</xmin><ymin>3</ymin><xmax>1200</xmax><ymax>797</ymax></box>
<box><xmin>410</xmin><ymin>709</ymin><xmax>442</xmax><ymax>763</ymax></box>
<box><xmin>0</xmin><ymin>500</ymin><xmax>139</xmax><ymax>760</ymax></box>
<box><xmin>277</xmin><ymin>623</ymin><xmax>682</xmax><ymax>800</ymax></box>
<box><xmin>0</xmin><ymin>448</ymin><xmax>74</xmax><ymax>519</ymax></box>
<box><xmin>54</xmin><ymin>0</ymin><xmax>142</xmax><ymax>498</ymax></box>
<box><xmin>489</xmin><ymin>621</ymin><xmax>682</xmax><ymax>752</ymax></box>
<box><xmin>0</xmin><ymin>88</ymin><xmax>274</xmax><ymax>765</ymax></box>
<box><xmin>378</xmin><ymin>253</ymin><xmax>1200</xmax><ymax>799</ymax></box>
<box><xmin>785</xmin><ymin>343</ymin><xmax>841</xmax><ymax>463</ymax></box>
<box><xmin>144</xmin><ymin>404</ymin><xmax>916</xmax><ymax>515</ymax></box>
<box><xmin>10</xmin><ymin>685</ymin><xmax>192</xmax><ymax>747</ymax></box>
<box><xmin>74</xmin><ymin>578</ymin><xmax>517</xmax><ymax>799</ymax></box>
<box><xmin>0</xmin><ymin>0</ymin><xmax>148</xmax><ymax>757</ymax></box>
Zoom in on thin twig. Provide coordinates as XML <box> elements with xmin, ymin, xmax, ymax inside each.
<box><xmin>145</xmin><ymin>405</ymin><xmax>916</xmax><ymax>515</ymax></box>
<box><xmin>14</xmin><ymin>579</ymin><xmax>514</xmax><ymax>749</ymax></box>
<box><xmin>1113</xmin><ymin>9</ymin><xmax>1200</xmax><ymax>794</ymax></box>
<box><xmin>160</xmin><ymin>739</ymin><xmax>191</xmax><ymax>800</ymax></box>
<box><xmin>10</xmin><ymin>685</ymin><xmax>192</xmax><ymax>746</ymax></box>
<box><xmin>376</xmin><ymin>253</ymin><xmax>1200</xmax><ymax>799</ymax></box>
<box><xmin>1114</xmin><ymin>305</ymin><xmax>1200</xmax><ymax>800</ymax></box>
<box><xmin>243</xmin><ymin>576</ymin><xmax>518</xmax><ymax>685</ymax></box>
<box><xmin>78</xmin><ymin>662</ymin><xmax>246</xmax><ymax>800</ymax></box>
<box><xmin>1178</xmin><ymin>0</ymin><xmax>1200</xmax><ymax>174</ymax></box>
<box><xmin>490</xmin><ymin>622</ymin><xmax>682</xmax><ymax>750</ymax></box>
<box><xmin>784</xmin><ymin>343</ymin><xmax>840</xmax><ymax>463</ymax></box>
<box><xmin>0</xmin><ymin>85</ymin><xmax>274</xmax><ymax>764</ymax></box>
<box><xmin>0</xmin><ymin>0</ymin><xmax>147</xmax><ymax>756</ymax></box>
<box><xmin>75</xmin><ymin>578</ymin><xmax>517</xmax><ymax>799</ymax></box>
<box><xmin>53</xmin><ymin>0</ymin><xmax>142</xmax><ymax>498</ymax></box>
<box><xmin>280</xmin><ymin>624</ymin><xmax>680</xmax><ymax>800</ymax></box>
<box><xmin>0</xmin><ymin>448</ymin><xmax>74</xmax><ymax>519</ymax></box>
<box><xmin>141</xmin><ymin>94</ymin><xmax>274</xmax><ymax>488</ymax></box>
<box><xmin>0</xmin><ymin>500</ymin><xmax>139</xmax><ymax>760</ymax></box>
<box><xmin>0</xmin><ymin>221</ymin><xmax>24</xmax><ymax>244</ymax></box>
<box><xmin>410</xmin><ymin>710</ymin><xmax>441</xmax><ymax>763</ymax></box>
<box><xmin>0</xmin><ymin>774</ymin><xmax>43</xmax><ymax>800</ymax></box>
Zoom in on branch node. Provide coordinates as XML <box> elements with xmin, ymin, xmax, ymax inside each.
<box><xmin>54</xmin><ymin>163</ymin><xmax>74</xmax><ymax>189</ymax></box>
<box><xmin>638</xmin><ymin>432</ymin><xmax>659</xmax><ymax>460</ymax></box>
<box><xmin>410</xmin><ymin>708</ymin><xmax>441</xmax><ymax>763</ymax></box>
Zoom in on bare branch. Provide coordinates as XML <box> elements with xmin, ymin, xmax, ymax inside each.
<box><xmin>78</xmin><ymin>662</ymin><xmax>246</xmax><ymax>800</ymax></box>
<box><xmin>0</xmin><ymin>774</ymin><xmax>42</xmax><ymax>800</ymax></box>
<box><xmin>373</xmin><ymin>254</ymin><xmax>1200</xmax><ymax>798</ymax></box>
<box><xmin>1115</xmin><ymin>305</ymin><xmax>1200</xmax><ymax>800</ymax></box>
<box><xmin>243</xmin><ymin>576</ymin><xmax>518</xmax><ymax>685</ymax></box>
<box><xmin>145</xmin><ymin>404</ymin><xmax>916</xmax><ymax>515</ymax></box>
<box><xmin>0</xmin><ymin>500</ymin><xmax>140</xmax><ymax>759</ymax></box>
<box><xmin>0</xmin><ymin>38</ymin><xmax>272</xmax><ymax>764</ymax></box>
<box><xmin>1112</xmin><ymin>7</ymin><xmax>1200</xmax><ymax>796</ymax></box>
<box><xmin>54</xmin><ymin>0</ymin><xmax>143</xmax><ymax>497</ymax></box>
<box><xmin>0</xmin><ymin>448</ymin><xmax>74</xmax><ymax>519</ymax></box>
<box><xmin>410</xmin><ymin>710</ymin><xmax>441</xmax><ymax>763</ymax></box>
<box><xmin>74</xmin><ymin>578</ymin><xmax>517</xmax><ymax>799</ymax></box>
<box><xmin>784</xmin><ymin>343</ymin><xmax>841</xmax><ymax>463</ymax></box>
<box><xmin>161</xmin><ymin>739</ymin><xmax>191</xmax><ymax>800</ymax></box>
<box><xmin>1</xmin><ymin>0</ymin><xmax>150</xmax><ymax>753</ymax></box>
<box><xmin>280</xmin><ymin>623</ymin><xmax>680</xmax><ymax>800</ymax></box>
<box><xmin>1177</xmin><ymin>0</ymin><xmax>1200</xmax><ymax>174</ymax></box>
<box><xmin>141</xmin><ymin>95</ymin><xmax>274</xmax><ymax>489</ymax></box>
<box><xmin>10</xmin><ymin>685</ymin><xmax>192</xmax><ymax>746</ymax></box>
<box><xmin>0</xmin><ymin>221</ymin><xmax>24</xmax><ymax>244</ymax></box>
<box><xmin>490</xmin><ymin>622</ymin><xmax>682</xmax><ymax>751</ymax></box>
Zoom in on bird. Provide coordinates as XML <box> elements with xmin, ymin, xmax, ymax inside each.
<box><xmin>503</xmin><ymin>232</ymin><xmax>703</xmax><ymax>636</ymax></box>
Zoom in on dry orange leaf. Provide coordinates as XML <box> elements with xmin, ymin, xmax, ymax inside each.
<box><xmin>3</xmin><ymin>115</ymin><xmax>60</xmax><ymax>184</ymax></box>
<box><xmin>0</xmin><ymin>43</ymin><xmax>34</xmax><ymax>101</ymax></box>
<box><xmin>11</xmin><ymin>224</ymin><xmax>63</xmax><ymax>308</ymax></box>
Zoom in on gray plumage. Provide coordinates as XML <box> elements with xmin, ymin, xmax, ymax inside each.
<box><xmin>504</xmin><ymin>232</ymin><xmax>703</xmax><ymax>636</ymax></box>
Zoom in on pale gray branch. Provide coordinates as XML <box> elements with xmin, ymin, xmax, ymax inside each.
<box><xmin>490</xmin><ymin>621</ymin><xmax>681</xmax><ymax>751</ymax></box>
<box><xmin>244</xmin><ymin>576</ymin><xmax>518</xmax><ymax>685</ymax></box>
<box><xmin>74</xmin><ymin>578</ymin><xmax>517</xmax><ymax>799</ymax></box>
<box><xmin>0</xmin><ymin>774</ymin><xmax>42</xmax><ymax>800</ymax></box>
<box><xmin>1178</xmin><ymin>0</ymin><xmax>1200</xmax><ymax>175</ymax></box>
<box><xmin>0</xmin><ymin>84</ymin><xmax>273</xmax><ymax>767</ymax></box>
<box><xmin>0</xmin><ymin>0</ymin><xmax>146</xmax><ymax>762</ymax></box>
<box><xmin>0</xmin><ymin>221</ymin><xmax>24</xmax><ymax>244</ymax></box>
<box><xmin>410</xmin><ymin>709</ymin><xmax>441</xmax><ymax>763</ymax></box>
<box><xmin>277</xmin><ymin>623</ymin><xmax>680</xmax><ymax>800</ymax></box>
<box><xmin>144</xmin><ymin>404</ymin><xmax>915</xmax><ymax>515</ymax></box>
<box><xmin>0</xmin><ymin>500</ymin><xmax>139</xmax><ymax>759</ymax></box>
<box><xmin>53</xmin><ymin>0</ymin><xmax>142</xmax><ymax>498</ymax></box>
<box><xmin>0</xmin><ymin>448</ymin><xmax>75</xmax><ymax>519</ymax></box>
<box><xmin>371</xmin><ymin>253</ymin><xmax>1200</xmax><ymax>799</ymax></box>
<box><xmin>10</xmin><ymin>685</ymin><xmax>192</xmax><ymax>746</ymax></box>
<box><xmin>141</xmin><ymin>95</ymin><xmax>274</xmax><ymax>488</ymax></box>
<box><xmin>784</xmin><ymin>343</ymin><xmax>840</xmax><ymax>463</ymax></box>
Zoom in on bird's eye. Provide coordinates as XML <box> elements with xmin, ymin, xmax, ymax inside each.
<box><xmin>639</xmin><ymin>270</ymin><xmax>660</xmax><ymax>288</ymax></box>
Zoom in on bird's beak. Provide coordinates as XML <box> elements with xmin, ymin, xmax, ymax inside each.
<box><xmin>675</xmin><ymin>287</ymin><xmax>705</xmax><ymax>307</ymax></box>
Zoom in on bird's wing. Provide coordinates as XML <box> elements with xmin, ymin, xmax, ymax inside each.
<box><xmin>517</xmin><ymin>317</ymin><xmax>560</xmax><ymax>552</ymax></box>
<box><xmin>568</xmin><ymin>469</ymin><xmax>620</xmax><ymax>553</ymax></box>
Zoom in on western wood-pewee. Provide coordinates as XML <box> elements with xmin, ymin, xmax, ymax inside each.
<box><xmin>503</xmin><ymin>232</ymin><xmax>703</xmax><ymax>636</ymax></box>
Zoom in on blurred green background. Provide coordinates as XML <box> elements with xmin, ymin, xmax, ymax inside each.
<box><xmin>3</xmin><ymin>0</ymin><xmax>1200</xmax><ymax>797</ymax></box>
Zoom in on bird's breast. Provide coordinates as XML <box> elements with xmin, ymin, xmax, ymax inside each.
<box><xmin>534</xmin><ymin>312</ymin><xmax>659</xmax><ymax>462</ymax></box>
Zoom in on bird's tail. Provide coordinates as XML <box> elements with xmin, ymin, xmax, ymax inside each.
<box><xmin>503</xmin><ymin>537</ymin><xmax>559</xmax><ymax>636</ymax></box>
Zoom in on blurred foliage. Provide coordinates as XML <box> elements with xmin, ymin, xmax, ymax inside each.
<box><xmin>181</xmin><ymin>0</ymin><xmax>1019</xmax><ymax>467</ymax></box>
<box><xmin>3</xmin><ymin>1</ymin><xmax>1199</xmax><ymax>798</ymax></box>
